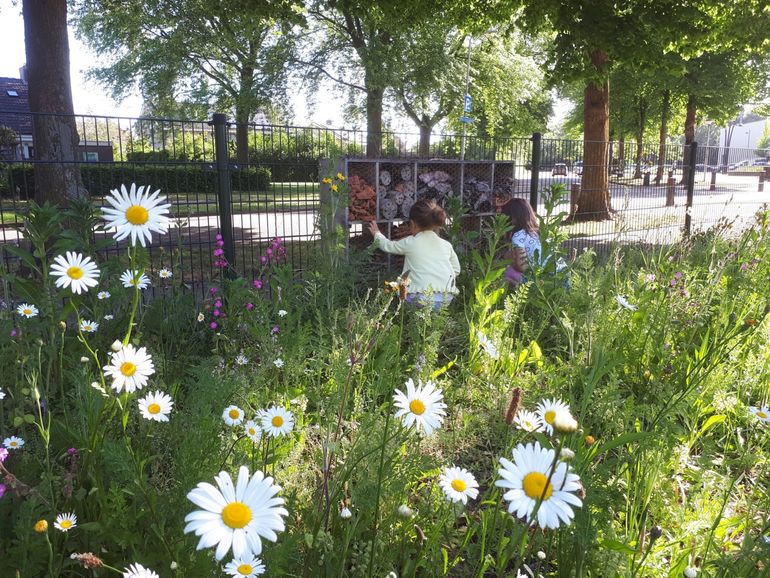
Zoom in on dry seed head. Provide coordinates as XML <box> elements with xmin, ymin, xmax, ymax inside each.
<box><xmin>505</xmin><ymin>387</ymin><xmax>522</xmax><ymax>425</ymax></box>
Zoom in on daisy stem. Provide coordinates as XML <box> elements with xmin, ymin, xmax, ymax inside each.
<box><xmin>367</xmin><ymin>410</ymin><xmax>392</xmax><ymax>578</ymax></box>
<box><xmin>123</xmin><ymin>247</ymin><xmax>141</xmax><ymax>346</ymax></box>
<box><xmin>44</xmin><ymin>530</ymin><xmax>55</xmax><ymax>578</ymax></box>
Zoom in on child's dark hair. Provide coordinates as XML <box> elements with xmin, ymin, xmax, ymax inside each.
<box><xmin>501</xmin><ymin>198</ymin><xmax>539</xmax><ymax>234</ymax></box>
<box><xmin>409</xmin><ymin>198</ymin><xmax>447</xmax><ymax>230</ymax></box>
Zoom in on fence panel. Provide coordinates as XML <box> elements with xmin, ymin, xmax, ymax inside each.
<box><xmin>1</xmin><ymin>109</ymin><xmax>768</xmax><ymax>288</ymax></box>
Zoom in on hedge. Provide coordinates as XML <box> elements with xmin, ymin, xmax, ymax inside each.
<box><xmin>4</xmin><ymin>163</ymin><xmax>271</xmax><ymax>199</ymax></box>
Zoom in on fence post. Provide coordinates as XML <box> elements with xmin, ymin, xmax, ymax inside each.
<box><xmin>684</xmin><ymin>141</ymin><xmax>698</xmax><ymax>237</ymax></box>
<box><xmin>529</xmin><ymin>132</ymin><xmax>541</xmax><ymax>210</ymax></box>
<box><xmin>709</xmin><ymin>169</ymin><xmax>717</xmax><ymax>192</ymax></box>
<box><xmin>211</xmin><ymin>113</ymin><xmax>236</xmax><ymax>272</ymax></box>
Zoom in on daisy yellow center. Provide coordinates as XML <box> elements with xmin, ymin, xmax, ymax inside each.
<box><xmin>272</xmin><ymin>415</ymin><xmax>284</xmax><ymax>427</ymax></box>
<box><xmin>544</xmin><ymin>410</ymin><xmax>556</xmax><ymax>424</ymax></box>
<box><xmin>522</xmin><ymin>472</ymin><xmax>553</xmax><ymax>501</ymax></box>
<box><xmin>221</xmin><ymin>502</ymin><xmax>252</xmax><ymax>529</ymax></box>
<box><xmin>237</xmin><ymin>564</ymin><xmax>254</xmax><ymax>575</ymax></box>
<box><xmin>147</xmin><ymin>403</ymin><xmax>161</xmax><ymax>414</ymax></box>
<box><xmin>125</xmin><ymin>205</ymin><xmax>149</xmax><ymax>225</ymax></box>
<box><xmin>409</xmin><ymin>399</ymin><xmax>426</xmax><ymax>415</ymax></box>
<box><xmin>758</xmin><ymin>411</ymin><xmax>768</xmax><ymax>419</ymax></box>
<box><xmin>451</xmin><ymin>479</ymin><xmax>467</xmax><ymax>492</ymax></box>
<box><xmin>84</xmin><ymin>325</ymin><xmax>92</xmax><ymax>331</ymax></box>
<box><xmin>229</xmin><ymin>409</ymin><xmax>240</xmax><ymax>419</ymax></box>
<box><xmin>248</xmin><ymin>428</ymin><xmax>256</xmax><ymax>435</ymax></box>
<box><xmin>23</xmin><ymin>308</ymin><xmax>32</xmax><ymax>315</ymax></box>
<box><xmin>59</xmin><ymin>520</ymin><xmax>73</xmax><ymax>529</ymax></box>
<box><xmin>10</xmin><ymin>441</ymin><xmax>18</xmax><ymax>447</ymax></box>
<box><xmin>67</xmin><ymin>266</ymin><xmax>84</xmax><ymax>279</ymax></box>
<box><xmin>120</xmin><ymin>361</ymin><xmax>137</xmax><ymax>377</ymax></box>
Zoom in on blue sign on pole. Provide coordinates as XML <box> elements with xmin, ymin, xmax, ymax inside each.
<box><xmin>459</xmin><ymin>116</ymin><xmax>473</xmax><ymax>124</ymax></box>
<box><xmin>463</xmin><ymin>94</ymin><xmax>472</xmax><ymax>113</ymax></box>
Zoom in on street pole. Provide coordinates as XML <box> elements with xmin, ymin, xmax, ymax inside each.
<box><xmin>459</xmin><ymin>36</ymin><xmax>472</xmax><ymax>161</ymax></box>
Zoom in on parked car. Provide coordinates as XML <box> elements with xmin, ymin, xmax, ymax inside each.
<box><xmin>552</xmin><ymin>163</ymin><xmax>568</xmax><ymax>176</ymax></box>
<box><xmin>573</xmin><ymin>161</ymin><xmax>583</xmax><ymax>175</ymax></box>
<box><xmin>752</xmin><ymin>158</ymin><xmax>769</xmax><ymax>166</ymax></box>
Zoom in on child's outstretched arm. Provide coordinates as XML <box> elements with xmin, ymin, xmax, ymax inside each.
<box><xmin>367</xmin><ymin>221</ymin><xmax>415</xmax><ymax>255</ymax></box>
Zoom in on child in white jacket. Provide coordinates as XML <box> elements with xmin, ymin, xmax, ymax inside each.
<box><xmin>367</xmin><ymin>199</ymin><xmax>460</xmax><ymax>308</ymax></box>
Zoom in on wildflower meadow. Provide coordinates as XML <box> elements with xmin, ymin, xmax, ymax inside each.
<box><xmin>1</xmin><ymin>178</ymin><xmax>770</xmax><ymax>578</ymax></box>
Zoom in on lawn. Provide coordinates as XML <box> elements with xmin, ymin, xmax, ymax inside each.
<box><xmin>1</xmin><ymin>180</ymin><xmax>770</xmax><ymax>577</ymax></box>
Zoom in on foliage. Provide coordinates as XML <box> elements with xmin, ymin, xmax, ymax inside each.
<box><xmin>6</xmin><ymin>164</ymin><xmax>271</xmax><ymax>199</ymax></box>
<box><xmin>2</xmin><ymin>183</ymin><xmax>770</xmax><ymax>577</ymax></box>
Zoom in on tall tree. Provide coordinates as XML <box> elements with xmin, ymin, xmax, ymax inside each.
<box><xmin>23</xmin><ymin>0</ymin><xmax>86</xmax><ymax>203</ymax></box>
<box><xmin>296</xmin><ymin>1</ymin><xmax>450</xmax><ymax>157</ymax></box>
<box><xmin>75</xmin><ymin>0</ymin><xmax>301</xmax><ymax>163</ymax></box>
<box><xmin>490</xmin><ymin>0</ymin><xmax>705</xmax><ymax>220</ymax></box>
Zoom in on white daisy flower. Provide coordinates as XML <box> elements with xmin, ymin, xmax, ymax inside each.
<box><xmin>103</xmin><ymin>343</ymin><xmax>155</xmax><ymax>393</ymax></box>
<box><xmin>50</xmin><ymin>252</ymin><xmax>100</xmax><ymax>294</ymax></box>
<box><xmin>123</xmin><ymin>562</ymin><xmax>160</xmax><ymax>578</ymax></box>
<box><xmin>54</xmin><ymin>512</ymin><xmax>77</xmax><ymax>532</ymax></box>
<box><xmin>393</xmin><ymin>378</ymin><xmax>446</xmax><ymax>436</ymax></box>
<box><xmin>477</xmin><ymin>331</ymin><xmax>499</xmax><ymax>359</ymax></box>
<box><xmin>97</xmin><ymin>291</ymin><xmax>111</xmax><ymax>300</ymax></box>
<box><xmin>749</xmin><ymin>406</ymin><xmax>770</xmax><ymax>423</ymax></box>
<box><xmin>138</xmin><ymin>391</ymin><xmax>174</xmax><ymax>422</ymax></box>
<box><xmin>16</xmin><ymin>303</ymin><xmax>38</xmax><ymax>318</ymax></box>
<box><xmin>104</xmin><ymin>314</ymin><xmax>114</xmax><ymax>321</ymax></box>
<box><xmin>223</xmin><ymin>555</ymin><xmax>266</xmax><ymax>577</ymax></box>
<box><xmin>102</xmin><ymin>183</ymin><xmax>171</xmax><ymax>247</ymax></box>
<box><xmin>340</xmin><ymin>506</ymin><xmax>353</xmax><ymax>520</ymax></box>
<box><xmin>273</xmin><ymin>358</ymin><xmax>284</xmax><ymax>368</ymax></box>
<box><xmin>513</xmin><ymin>409</ymin><xmax>544</xmax><ymax>433</ymax></box>
<box><xmin>536</xmin><ymin>398</ymin><xmax>571</xmax><ymax>435</ymax></box>
<box><xmin>79</xmin><ymin>319</ymin><xmax>99</xmax><ymax>333</ymax></box>
<box><xmin>121</xmin><ymin>270</ymin><xmax>151</xmax><ymax>290</ymax></box>
<box><xmin>684</xmin><ymin>568</ymin><xmax>698</xmax><ymax>578</ymax></box>
<box><xmin>438</xmin><ymin>466</ymin><xmax>479</xmax><ymax>504</ymax></box>
<box><xmin>0</xmin><ymin>387</ymin><xmax>5</xmax><ymax>400</ymax></box>
<box><xmin>243</xmin><ymin>421</ymin><xmax>261</xmax><ymax>443</ymax></box>
<box><xmin>495</xmin><ymin>441</ymin><xmax>583</xmax><ymax>529</ymax></box>
<box><xmin>277</xmin><ymin>310</ymin><xmax>287</xmax><ymax>317</ymax></box>
<box><xmin>158</xmin><ymin>268</ymin><xmax>173</xmax><ymax>279</ymax></box>
<box><xmin>259</xmin><ymin>406</ymin><xmax>294</xmax><ymax>437</ymax></box>
<box><xmin>184</xmin><ymin>466</ymin><xmax>288</xmax><ymax>560</ymax></box>
<box><xmin>223</xmin><ymin>405</ymin><xmax>245</xmax><ymax>426</ymax></box>
<box><xmin>3</xmin><ymin>436</ymin><xmax>24</xmax><ymax>449</ymax></box>
<box><xmin>235</xmin><ymin>354</ymin><xmax>249</xmax><ymax>366</ymax></box>
<box><xmin>197</xmin><ymin>312</ymin><xmax>205</xmax><ymax>322</ymax></box>
<box><xmin>615</xmin><ymin>294</ymin><xmax>637</xmax><ymax>311</ymax></box>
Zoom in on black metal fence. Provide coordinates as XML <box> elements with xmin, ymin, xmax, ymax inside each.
<box><xmin>1</xmin><ymin>110</ymin><xmax>768</xmax><ymax>292</ymax></box>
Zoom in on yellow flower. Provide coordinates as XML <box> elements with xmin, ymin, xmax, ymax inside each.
<box><xmin>331</xmin><ymin>184</ymin><xmax>338</xmax><ymax>192</ymax></box>
<box><xmin>336</xmin><ymin>172</ymin><xmax>346</xmax><ymax>181</ymax></box>
<box><xmin>322</xmin><ymin>177</ymin><xmax>332</xmax><ymax>185</ymax></box>
<box><xmin>34</xmin><ymin>520</ymin><xmax>48</xmax><ymax>533</ymax></box>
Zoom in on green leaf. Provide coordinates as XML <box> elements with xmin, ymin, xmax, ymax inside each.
<box><xmin>13</xmin><ymin>416</ymin><xmax>23</xmax><ymax>427</ymax></box>
<box><xmin>23</xmin><ymin>414</ymin><xmax>36</xmax><ymax>424</ymax></box>
<box><xmin>698</xmin><ymin>414</ymin><xmax>726</xmax><ymax>438</ymax></box>
<box><xmin>595</xmin><ymin>431</ymin><xmax>651</xmax><ymax>457</ymax></box>
<box><xmin>598</xmin><ymin>538</ymin><xmax>638</xmax><ymax>555</ymax></box>
<box><xmin>3</xmin><ymin>245</ymin><xmax>40</xmax><ymax>273</ymax></box>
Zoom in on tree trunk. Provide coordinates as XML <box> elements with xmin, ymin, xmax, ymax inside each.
<box><xmin>680</xmin><ymin>94</ymin><xmax>696</xmax><ymax>185</ymax></box>
<box><xmin>576</xmin><ymin>51</ymin><xmax>612</xmax><ymax>220</ymax></box>
<box><xmin>654</xmin><ymin>90</ymin><xmax>670</xmax><ymax>185</ymax></box>
<box><xmin>633</xmin><ymin>101</ymin><xmax>647</xmax><ymax>179</ymax></box>
<box><xmin>365</xmin><ymin>71</ymin><xmax>384</xmax><ymax>158</ymax></box>
<box><xmin>23</xmin><ymin>0</ymin><xmax>85</xmax><ymax>204</ymax></box>
<box><xmin>235</xmin><ymin>63</ymin><xmax>255</xmax><ymax>165</ymax></box>
<box><xmin>419</xmin><ymin>123</ymin><xmax>431</xmax><ymax>157</ymax></box>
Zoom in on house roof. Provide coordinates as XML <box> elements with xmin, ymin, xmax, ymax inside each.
<box><xmin>0</xmin><ymin>77</ymin><xmax>32</xmax><ymax>136</ymax></box>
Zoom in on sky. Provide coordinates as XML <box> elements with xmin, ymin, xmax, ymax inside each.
<box><xmin>0</xmin><ymin>1</ymin><xmax>570</xmax><ymax>134</ymax></box>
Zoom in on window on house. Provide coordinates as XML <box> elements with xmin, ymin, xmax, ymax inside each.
<box><xmin>83</xmin><ymin>151</ymin><xmax>99</xmax><ymax>162</ymax></box>
<box><xmin>6</xmin><ymin>90</ymin><xmax>19</xmax><ymax>97</ymax></box>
